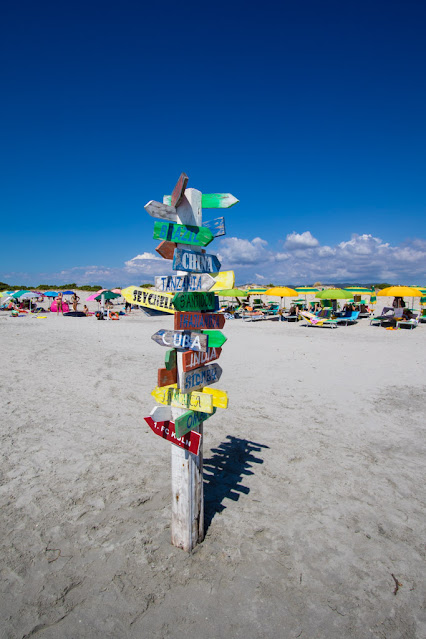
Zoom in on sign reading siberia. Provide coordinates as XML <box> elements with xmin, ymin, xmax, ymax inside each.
<box><xmin>180</xmin><ymin>363</ymin><xmax>223</xmax><ymax>394</ymax></box>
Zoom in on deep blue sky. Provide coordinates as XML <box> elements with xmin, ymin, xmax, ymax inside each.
<box><xmin>1</xmin><ymin>0</ymin><xmax>425</xmax><ymax>285</ymax></box>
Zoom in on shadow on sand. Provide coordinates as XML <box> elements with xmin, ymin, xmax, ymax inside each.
<box><xmin>203</xmin><ymin>435</ymin><xmax>269</xmax><ymax>530</ymax></box>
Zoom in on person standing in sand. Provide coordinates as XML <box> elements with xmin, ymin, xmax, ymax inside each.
<box><xmin>71</xmin><ymin>292</ymin><xmax>80</xmax><ymax>312</ymax></box>
<box><xmin>56</xmin><ymin>292</ymin><xmax>63</xmax><ymax>315</ymax></box>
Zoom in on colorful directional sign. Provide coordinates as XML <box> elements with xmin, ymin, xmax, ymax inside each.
<box><xmin>150</xmin><ymin>405</ymin><xmax>172</xmax><ymax>422</ymax></box>
<box><xmin>173</xmin><ymin>248</ymin><xmax>221</xmax><ymax>273</ymax></box>
<box><xmin>155</xmin><ymin>273</ymin><xmax>215</xmax><ymax>293</ymax></box>
<box><xmin>151</xmin><ymin>329</ymin><xmax>208</xmax><ymax>352</ymax></box>
<box><xmin>153</xmin><ymin>221</ymin><xmax>214</xmax><ymax>247</ymax></box>
<box><xmin>155</xmin><ymin>241</ymin><xmax>177</xmax><ymax>260</ymax></box>
<box><xmin>172</xmin><ymin>291</ymin><xmax>217</xmax><ymax>312</ymax></box>
<box><xmin>145</xmin><ymin>200</ymin><xmax>177</xmax><ymax>221</ymax></box>
<box><xmin>144</xmin><ymin>416</ymin><xmax>201</xmax><ymax>456</ymax></box>
<box><xmin>174</xmin><ymin>408</ymin><xmax>216</xmax><ymax>439</ymax></box>
<box><xmin>182</xmin><ymin>346</ymin><xmax>222</xmax><ymax>372</ymax></box>
<box><xmin>179</xmin><ymin>363</ymin><xmax>223</xmax><ymax>394</ymax></box>
<box><xmin>164</xmin><ymin>193</ymin><xmax>239</xmax><ymax>209</ymax></box>
<box><xmin>152</xmin><ymin>384</ymin><xmax>214</xmax><ymax>413</ymax></box>
<box><xmin>121</xmin><ymin>286</ymin><xmax>175</xmax><ymax>314</ymax></box>
<box><xmin>201</xmin><ymin>330</ymin><xmax>227</xmax><ymax>348</ymax></box>
<box><xmin>165</xmin><ymin>349</ymin><xmax>177</xmax><ymax>371</ymax></box>
<box><xmin>202</xmin><ymin>386</ymin><xmax>229</xmax><ymax>409</ymax></box>
<box><xmin>170</xmin><ymin>172</ymin><xmax>189</xmax><ymax>208</ymax></box>
<box><xmin>158</xmin><ymin>367</ymin><xmax>177</xmax><ymax>387</ymax></box>
<box><xmin>202</xmin><ymin>217</ymin><xmax>225</xmax><ymax>237</ymax></box>
<box><xmin>211</xmin><ymin>270</ymin><xmax>235</xmax><ymax>291</ymax></box>
<box><xmin>174</xmin><ymin>312</ymin><xmax>225</xmax><ymax>330</ymax></box>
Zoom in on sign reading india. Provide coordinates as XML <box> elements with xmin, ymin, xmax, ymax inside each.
<box><xmin>182</xmin><ymin>346</ymin><xmax>222</xmax><ymax>372</ymax></box>
<box><xmin>153</xmin><ymin>221</ymin><xmax>213</xmax><ymax>247</ymax></box>
<box><xmin>173</xmin><ymin>248</ymin><xmax>221</xmax><ymax>273</ymax></box>
<box><xmin>144</xmin><ymin>416</ymin><xmax>201</xmax><ymax>456</ymax></box>
<box><xmin>174</xmin><ymin>408</ymin><xmax>216</xmax><ymax>438</ymax></box>
<box><xmin>180</xmin><ymin>363</ymin><xmax>223</xmax><ymax>394</ymax></box>
<box><xmin>151</xmin><ymin>329</ymin><xmax>208</xmax><ymax>352</ymax></box>
<box><xmin>174</xmin><ymin>312</ymin><xmax>225</xmax><ymax>330</ymax></box>
<box><xmin>121</xmin><ymin>286</ymin><xmax>174</xmax><ymax>314</ymax></box>
<box><xmin>155</xmin><ymin>274</ymin><xmax>215</xmax><ymax>293</ymax></box>
<box><xmin>172</xmin><ymin>291</ymin><xmax>217</xmax><ymax>312</ymax></box>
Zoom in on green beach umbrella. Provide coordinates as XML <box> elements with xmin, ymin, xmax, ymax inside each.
<box><xmin>215</xmin><ymin>288</ymin><xmax>247</xmax><ymax>297</ymax></box>
<box><xmin>316</xmin><ymin>288</ymin><xmax>353</xmax><ymax>300</ymax></box>
<box><xmin>295</xmin><ymin>287</ymin><xmax>320</xmax><ymax>293</ymax></box>
<box><xmin>94</xmin><ymin>291</ymin><xmax>121</xmax><ymax>301</ymax></box>
<box><xmin>344</xmin><ymin>287</ymin><xmax>374</xmax><ymax>295</ymax></box>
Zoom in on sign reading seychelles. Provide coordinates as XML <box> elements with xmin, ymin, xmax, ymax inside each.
<box><xmin>121</xmin><ymin>286</ymin><xmax>175</xmax><ymax>314</ymax></box>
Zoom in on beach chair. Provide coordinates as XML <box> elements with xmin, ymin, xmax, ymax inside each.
<box><xmin>298</xmin><ymin>309</ymin><xmax>338</xmax><ymax>328</ymax></box>
<box><xmin>336</xmin><ymin>310</ymin><xmax>360</xmax><ymax>325</ymax></box>
<box><xmin>370</xmin><ymin>307</ymin><xmax>402</xmax><ymax>327</ymax></box>
<box><xmin>396</xmin><ymin>313</ymin><xmax>419</xmax><ymax>330</ymax></box>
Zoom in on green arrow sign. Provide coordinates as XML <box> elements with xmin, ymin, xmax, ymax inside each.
<box><xmin>203</xmin><ymin>330</ymin><xmax>227</xmax><ymax>347</ymax></box>
<box><xmin>174</xmin><ymin>408</ymin><xmax>216</xmax><ymax>438</ymax></box>
<box><xmin>153</xmin><ymin>221</ymin><xmax>214</xmax><ymax>247</ymax></box>
<box><xmin>164</xmin><ymin>193</ymin><xmax>239</xmax><ymax>209</ymax></box>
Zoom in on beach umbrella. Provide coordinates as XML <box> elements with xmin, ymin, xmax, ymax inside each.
<box><xmin>377</xmin><ymin>286</ymin><xmax>423</xmax><ymax>297</ymax></box>
<box><xmin>94</xmin><ymin>291</ymin><xmax>120</xmax><ymax>301</ymax></box>
<box><xmin>295</xmin><ymin>287</ymin><xmax>319</xmax><ymax>293</ymax></box>
<box><xmin>344</xmin><ymin>287</ymin><xmax>374</xmax><ymax>295</ymax></box>
<box><xmin>11</xmin><ymin>290</ymin><xmax>31</xmax><ymax>298</ymax></box>
<box><xmin>316</xmin><ymin>288</ymin><xmax>353</xmax><ymax>300</ymax></box>
<box><xmin>265</xmin><ymin>286</ymin><xmax>298</xmax><ymax>314</ymax></box>
<box><xmin>247</xmin><ymin>287</ymin><xmax>267</xmax><ymax>295</ymax></box>
<box><xmin>215</xmin><ymin>288</ymin><xmax>247</xmax><ymax>297</ymax></box>
<box><xmin>86</xmin><ymin>288</ymin><xmax>121</xmax><ymax>302</ymax></box>
<box><xmin>43</xmin><ymin>291</ymin><xmax>58</xmax><ymax>297</ymax></box>
<box><xmin>61</xmin><ymin>290</ymin><xmax>75</xmax><ymax>295</ymax></box>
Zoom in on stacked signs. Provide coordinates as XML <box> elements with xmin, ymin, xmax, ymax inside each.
<box><xmin>145</xmin><ymin>173</ymin><xmax>237</xmax><ymax>457</ymax></box>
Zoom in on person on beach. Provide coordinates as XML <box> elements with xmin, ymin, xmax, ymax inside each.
<box><xmin>56</xmin><ymin>292</ymin><xmax>63</xmax><ymax>315</ymax></box>
<box><xmin>71</xmin><ymin>293</ymin><xmax>80</xmax><ymax>312</ymax></box>
<box><xmin>393</xmin><ymin>296</ymin><xmax>405</xmax><ymax>308</ymax></box>
<box><xmin>83</xmin><ymin>304</ymin><xmax>89</xmax><ymax>316</ymax></box>
<box><xmin>125</xmin><ymin>301</ymin><xmax>132</xmax><ymax>313</ymax></box>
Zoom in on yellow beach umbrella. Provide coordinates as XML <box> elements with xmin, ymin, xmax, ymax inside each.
<box><xmin>377</xmin><ymin>286</ymin><xmax>423</xmax><ymax>297</ymax></box>
<box><xmin>265</xmin><ymin>286</ymin><xmax>298</xmax><ymax>316</ymax></box>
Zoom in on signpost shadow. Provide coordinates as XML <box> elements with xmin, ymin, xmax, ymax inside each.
<box><xmin>203</xmin><ymin>435</ymin><xmax>269</xmax><ymax>530</ymax></box>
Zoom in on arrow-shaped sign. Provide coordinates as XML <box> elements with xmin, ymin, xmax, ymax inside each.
<box><xmin>152</xmin><ymin>385</ymin><xmax>214</xmax><ymax>413</ymax></box>
<box><xmin>150</xmin><ymin>405</ymin><xmax>172</xmax><ymax>422</ymax></box>
<box><xmin>201</xmin><ymin>330</ymin><xmax>227</xmax><ymax>348</ymax></box>
<box><xmin>145</xmin><ymin>200</ymin><xmax>177</xmax><ymax>221</ymax></box>
<box><xmin>155</xmin><ymin>273</ymin><xmax>215</xmax><ymax>293</ymax></box>
<box><xmin>144</xmin><ymin>415</ymin><xmax>201</xmax><ymax>456</ymax></box>
<box><xmin>202</xmin><ymin>386</ymin><xmax>228</xmax><ymax>409</ymax></box>
<box><xmin>155</xmin><ymin>241</ymin><xmax>177</xmax><ymax>260</ymax></box>
<box><xmin>210</xmin><ymin>270</ymin><xmax>235</xmax><ymax>291</ymax></box>
<box><xmin>174</xmin><ymin>408</ymin><xmax>216</xmax><ymax>439</ymax></box>
<box><xmin>172</xmin><ymin>291</ymin><xmax>218</xmax><ymax>312</ymax></box>
<box><xmin>202</xmin><ymin>217</ymin><xmax>225</xmax><ymax>237</ymax></box>
<box><xmin>173</xmin><ymin>249</ymin><xmax>221</xmax><ymax>273</ymax></box>
<box><xmin>121</xmin><ymin>286</ymin><xmax>175</xmax><ymax>314</ymax></box>
<box><xmin>158</xmin><ymin>367</ymin><xmax>177</xmax><ymax>387</ymax></box>
<box><xmin>151</xmin><ymin>329</ymin><xmax>208</xmax><ymax>352</ymax></box>
<box><xmin>182</xmin><ymin>346</ymin><xmax>222</xmax><ymax>372</ymax></box>
<box><xmin>179</xmin><ymin>363</ymin><xmax>223</xmax><ymax>394</ymax></box>
<box><xmin>174</xmin><ymin>312</ymin><xmax>225</xmax><ymax>330</ymax></box>
<box><xmin>165</xmin><ymin>349</ymin><xmax>177</xmax><ymax>371</ymax></box>
<box><xmin>171</xmin><ymin>172</ymin><xmax>189</xmax><ymax>208</ymax></box>
<box><xmin>164</xmin><ymin>193</ymin><xmax>239</xmax><ymax>209</ymax></box>
<box><xmin>153</xmin><ymin>221</ymin><xmax>214</xmax><ymax>247</ymax></box>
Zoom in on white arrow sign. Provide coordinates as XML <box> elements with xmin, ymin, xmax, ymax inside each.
<box><xmin>145</xmin><ymin>200</ymin><xmax>177</xmax><ymax>221</ymax></box>
<box><xmin>155</xmin><ymin>273</ymin><xmax>215</xmax><ymax>293</ymax></box>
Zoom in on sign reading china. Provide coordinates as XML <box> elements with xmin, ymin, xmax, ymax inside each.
<box><xmin>144</xmin><ymin>416</ymin><xmax>201</xmax><ymax>456</ymax></box>
<box><xmin>173</xmin><ymin>248</ymin><xmax>221</xmax><ymax>273</ymax></box>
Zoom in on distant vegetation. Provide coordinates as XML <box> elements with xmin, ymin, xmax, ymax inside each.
<box><xmin>140</xmin><ymin>283</ymin><xmax>154</xmax><ymax>288</ymax></box>
<box><xmin>0</xmin><ymin>281</ymin><xmax>103</xmax><ymax>292</ymax></box>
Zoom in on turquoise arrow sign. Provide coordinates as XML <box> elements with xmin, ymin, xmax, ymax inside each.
<box><xmin>164</xmin><ymin>193</ymin><xmax>239</xmax><ymax>209</ymax></box>
<box><xmin>153</xmin><ymin>221</ymin><xmax>214</xmax><ymax>247</ymax></box>
<box><xmin>203</xmin><ymin>330</ymin><xmax>227</xmax><ymax>348</ymax></box>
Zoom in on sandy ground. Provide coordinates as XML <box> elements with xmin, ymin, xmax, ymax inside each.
<box><xmin>0</xmin><ymin>294</ymin><xmax>425</xmax><ymax>639</ymax></box>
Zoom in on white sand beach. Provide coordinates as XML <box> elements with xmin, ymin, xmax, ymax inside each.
<box><xmin>1</xmin><ymin>295</ymin><xmax>425</xmax><ymax>639</ymax></box>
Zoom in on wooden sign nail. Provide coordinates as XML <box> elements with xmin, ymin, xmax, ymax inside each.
<box><xmin>151</xmin><ymin>329</ymin><xmax>208</xmax><ymax>352</ymax></box>
<box><xmin>174</xmin><ymin>408</ymin><xmax>216</xmax><ymax>439</ymax></box>
<box><xmin>155</xmin><ymin>241</ymin><xmax>177</xmax><ymax>260</ymax></box>
<box><xmin>172</xmin><ymin>292</ymin><xmax>217</xmax><ymax>312</ymax></box>
<box><xmin>182</xmin><ymin>347</ymin><xmax>222</xmax><ymax>372</ymax></box>
<box><xmin>173</xmin><ymin>248</ymin><xmax>221</xmax><ymax>273</ymax></box>
<box><xmin>155</xmin><ymin>273</ymin><xmax>215</xmax><ymax>293</ymax></box>
<box><xmin>145</xmin><ymin>200</ymin><xmax>177</xmax><ymax>221</ymax></box>
<box><xmin>164</xmin><ymin>193</ymin><xmax>239</xmax><ymax>209</ymax></box>
<box><xmin>171</xmin><ymin>172</ymin><xmax>189</xmax><ymax>208</ymax></box>
<box><xmin>165</xmin><ymin>349</ymin><xmax>177</xmax><ymax>371</ymax></box>
<box><xmin>158</xmin><ymin>367</ymin><xmax>177</xmax><ymax>387</ymax></box>
<box><xmin>151</xmin><ymin>384</ymin><xmax>214</xmax><ymax>413</ymax></box>
<box><xmin>179</xmin><ymin>363</ymin><xmax>223</xmax><ymax>394</ymax></box>
<box><xmin>201</xmin><ymin>330</ymin><xmax>227</xmax><ymax>347</ymax></box>
<box><xmin>121</xmin><ymin>286</ymin><xmax>175</xmax><ymax>314</ymax></box>
<box><xmin>202</xmin><ymin>217</ymin><xmax>225</xmax><ymax>237</ymax></box>
<box><xmin>144</xmin><ymin>416</ymin><xmax>201</xmax><ymax>456</ymax></box>
<box><xmin>153</xmin><ymin>221</ymin><xmax>214</xmax><ymax>247</ymax></box>
<box><xmin>174</xmin><ymin>312</ymin><xmax>225</xmax><ymax>330</ymax></box>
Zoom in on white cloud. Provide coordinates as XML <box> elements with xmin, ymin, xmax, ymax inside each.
<box><xmin>285</xmin><ymin>231</ymin><xmax>319</xmax><ymax>250</ymax></box>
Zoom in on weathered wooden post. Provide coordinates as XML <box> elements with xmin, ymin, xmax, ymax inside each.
<box><xmin>139</xmin><ymin>173</ymin><xmax>238</xmax><ymax>552</ymax></box>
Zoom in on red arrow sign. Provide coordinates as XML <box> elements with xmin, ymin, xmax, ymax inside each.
<box><xmin>171</xmin><ymin>172</ymin><xmax>189</xmax><ymax>208</ymax></box>
<box><xmin>144</xmin><ymin>416</ymin><xmax>201</xmax><ymax>455</ymax></box>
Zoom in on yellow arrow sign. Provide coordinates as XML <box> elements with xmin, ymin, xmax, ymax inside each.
<box><xmin>151</xmin><ymin>384</ymin><xmax>228</xmax><ymax>412</ymax></box>
<box><xmin>210</xmin><ymin>271</ymin><xmax>235</xmax><ymax>292</ymax></box>
<box><xmin>121</xmin><ymin>286</ymin><xmax>175</xmax><ymax>314</ymax></box>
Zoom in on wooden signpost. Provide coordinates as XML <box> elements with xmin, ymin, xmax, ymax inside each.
<box><xmin>179</xmin><ymin>363</ymin><xmax>223</xmax><ymax>394</ymax></box>
<box><xmin>172</xmin><ymin>291</ymin><xmax>217</xmax><ymax>312</ymax></box>
<box><xmin>182</xmin><ymin>346</ymin><xmax>222</xmax><ymax>372</ymax></box>
<box><xmin>143</xmin><ymin>173</ymin><xmax>237</xmax><ymax>552</ymax></box>
<box><xmin>174</xmin><ymin>312</ymin><xmax>225</xmax><ymax>330</ymax></box>
<box><xmin>151</xmin><ymin>329</ymin><xmax>208</xmax><ymax>352</ymax></box>
<box><xmin>121</xmin><ymin>286</ymin><xmax>175</xmax><ymax>314</ymax></box>
<box><xmin>153</xmin><ymin>221</ymin><xmax>214</xmax><ymax>247</ymax></box>
<box><xmin>155</xmin><ymin>274</ymin><xmax>215</xmax><ymax>293</ymax></box>
<box><xmin>173</xmin><ymin>248</ymin><xmax>221</xmax><ymax>273</ymax></box>
<box><xmin>210</xmin><ymin>270</ymin><xmax>235</xmax><ymax>291</ymax></box>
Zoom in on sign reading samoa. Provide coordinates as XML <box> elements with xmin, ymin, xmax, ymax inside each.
<box><xmin>173</xmin><ymin>248</ymin><xmax>221</xmax><ymax>273</ymax></box>
<box><xmin>151</xmin><ymin>329</ymin><xmax>208</xmax><ymax>352</ymax></box>
<box><xmin>153</xmin><ymin>221</ymin><xmax>214</xmax><ymax>247</ymax></box>
<box><xmin>155</xmin><ymin>274</ymin><xmax>215</xmax><ymax>293</ymax></box>
<box><xmin>174</xmin><ymin>408</ymin><xmax>216</xmax><ymax>439</ymax></box>
<box><xmin>121</xmin><ymin>286</ymin><xmax>174</xmax><ymax>314</ymax></box>
<box><xmin>174</xmin><ymin>312</ymin><xmax>225</xmax><ymax>330</ymax></box>
<box><xmin>172</xmin><ymin>292</ymin><xmax>217</xmax><ymax>312</ymax></box>
<box><xmin>179</xmin><ymin>363</ymin><xmax>223</xmax><ymax>394</ymax></box>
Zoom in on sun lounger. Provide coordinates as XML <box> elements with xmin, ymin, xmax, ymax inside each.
<box><xmin>336</xmin><ymin>310</ymin><xmax>360</xmax><ymax>325</ymax></box>
<box><xmin>396</xmin><ymin>313</ymin><xmax>419</xmax><ymax>330</ymax></box>
<box><xmin>370</xmin><ymin>307</ymin><xmax>403</xmax><ymax>326</ymax></box>
<box><xmin>298</xmin><ymin>310</ymin><xmax>338</xmax><ymax>328</ymax></box>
